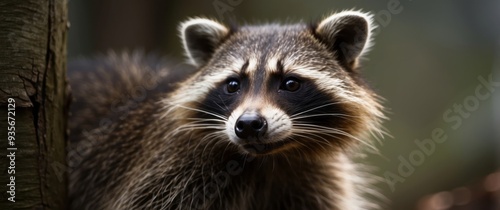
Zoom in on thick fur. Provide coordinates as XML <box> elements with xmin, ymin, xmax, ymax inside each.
<box><xmin>69</xmin><ymin>11</ymin><xmax>386</xmax><ymax>210</ymax></box>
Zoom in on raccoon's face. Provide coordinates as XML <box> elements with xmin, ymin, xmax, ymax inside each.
<box><xmin>170</xmin><ymin>11</ymin><xmax>385</xmax><ymax>157</ymax></box>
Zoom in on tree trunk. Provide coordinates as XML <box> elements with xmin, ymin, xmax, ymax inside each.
<box><xmin>0</xmin><ymin>0</ymin><xmax>68</xmax><ymax>209</ymax></box>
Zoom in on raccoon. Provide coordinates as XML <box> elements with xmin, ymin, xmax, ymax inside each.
<box><xmin>68</xmin><ymin>10</ymin><xmax>386</xmax><ymax>210</ymax></box>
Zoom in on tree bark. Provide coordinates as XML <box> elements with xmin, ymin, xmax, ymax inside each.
<box><xmin>0</xmin><ymin>0</ymin><xmax>68</xmax><ymax>209</ymax></box>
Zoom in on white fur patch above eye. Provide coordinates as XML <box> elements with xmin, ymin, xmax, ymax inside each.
<box><xmin>244</xmin><ymin>56</ymin><xmax>259</xmax><ymax>76</ymax></box>
<box><xmin>265</xmin><ymin>56</ymin><xmax>281</xmax><ymax>74</ymax></box>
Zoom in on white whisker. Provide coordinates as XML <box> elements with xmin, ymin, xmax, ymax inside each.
<box><xmin>290</xmin><ymin>102</ymin><xmax>343</xmax><ymax>118</ymax></box>
<box><xmin>293</xmin><ymin>123</ymin><xmax>378</xmax><ymax>152</ymax></box>
<box><xmin>290</xmin><ymin>113</ymin><xmax>356</xmax><ymax>121</ymax></box>
<box><xmin>168</xmin><ymin>103</ymin><xmax>228</xmax><ymax>120</ymax></box>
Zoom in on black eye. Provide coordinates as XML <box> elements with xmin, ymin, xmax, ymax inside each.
<box><xmin>281</xmin><ymin>78</ymin><xmax>301</xmax><ymax>92</ymax></box>
<box><xmin>226</xmin><ymin>79</ymin><xmax>240</xmax><ymax>93</ymax></box>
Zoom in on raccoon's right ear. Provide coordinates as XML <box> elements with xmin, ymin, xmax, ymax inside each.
<box><xmin>180</xmin><ymin>18</ymin><xmax>230</xmax><ymax>67</ymax></box>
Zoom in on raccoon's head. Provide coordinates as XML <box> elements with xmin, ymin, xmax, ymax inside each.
<box><xmin>167</xmin><ymin>11</ymin><xmax>385</xmax><ymax>158</ymax></box>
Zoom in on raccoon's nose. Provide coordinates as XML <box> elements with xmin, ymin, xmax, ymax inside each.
<box><xmin>235</xmin><ymin>112</ymin><xmax>268</xmax><ymax>140</ymax></box>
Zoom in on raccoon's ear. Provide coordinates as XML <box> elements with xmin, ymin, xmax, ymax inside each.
<box><xmin>314</xmin><ymin>11</ymin><xmax>374</xmax><ymax>69</ymax></box>
<box><xmin>180</xmin><ymin>18</ymin><xmax>230</xmax><ymax>67</ymax></box>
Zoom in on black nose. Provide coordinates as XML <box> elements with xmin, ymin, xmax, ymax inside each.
<box><xmin>235</xmin><ymin>112</ymin><xmax>268</xmax><ymax>140</ymax></box>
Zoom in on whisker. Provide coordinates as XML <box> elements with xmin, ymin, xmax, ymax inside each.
<box><xmin>186</xmin><ymin>118</ymin><xmax>227</xmax><ymax>123</ymax></box>
<box><xmin>218</xmin><ymin>95</ymin><xmax>230</xmax><ymax>111</ymax></box>
<box><xmin>171</xmin><ymin>125</ymin><xmax>225</xmax><ymax>136</ymax></box>
<box><xmin>289</xmin><ymin>133</ymin><xmax>328</xmax><ymax>151</ymax></box>
<box><xmin>200</xmin><ymin>132</ymin><xmax>224</xmax><ymax>159</ymax></box>
<box><xmin>292</xmin><ymin>131</ymin><xmax>336</xmax><ymax>150</ymax></box>
<box><xmin>293</xmin><ymin>124</ymin><xmax>378</xmax><ymax>152</ymax></box>
<box><xmin>290</xmin><ymin>102</ymin><xmax>344</xmax><ymax>118</ymax></box>
<box><xmin>168</xmin><ymin>104</ymin><xmax>227</xmax><ymax>120</ymax></box>
<box><xmin>290</xmin><ymin>113</ymin><xmax>355</xmax><ymax>121</ymax></box>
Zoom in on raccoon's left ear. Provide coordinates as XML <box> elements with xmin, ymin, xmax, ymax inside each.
<box><xmin>314</xmin><ymin>11</ymin><xmax>375</xmax><ymax>69</ymax></box>
<box><xmin>180</xmin><ymin>18</ymin><xmax>230</xmax><ymax>67</ymax></box>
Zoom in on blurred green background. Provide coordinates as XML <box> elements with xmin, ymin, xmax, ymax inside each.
<box><xmin>68</xmin><ymin>0</ymin><xmax>500</xmax><ymax>209</ymax></box>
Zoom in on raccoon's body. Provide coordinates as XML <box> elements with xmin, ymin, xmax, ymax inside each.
<box><xmin>68</xmin><ymin>10</ymin><xmax>386</xmax><ymax>210</ymax></box>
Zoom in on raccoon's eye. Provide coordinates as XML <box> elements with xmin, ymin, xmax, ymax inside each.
<box><xmin>281</xmin><ymin>78</ymin><xmax>301</xmax><ymax>92</ymax></box>
<box><xmin>226</xmin><ymin>79</ymin><xmax>240</xmax><ymax>93</ymax></box>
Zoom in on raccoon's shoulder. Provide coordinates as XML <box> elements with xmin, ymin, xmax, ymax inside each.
<box><xmin>67</xmin><ymin>51</ymin><xmax>195</xmax><ymax>137</ymax></box>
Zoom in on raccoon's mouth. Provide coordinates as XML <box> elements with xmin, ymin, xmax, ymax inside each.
<box><xmin>241</xmin><ymin>139</ymin><xmax>292</xmax><ymax>155</ymax></box>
